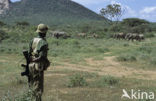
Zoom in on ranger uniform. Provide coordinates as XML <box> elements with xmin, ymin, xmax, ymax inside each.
<box><xmin>28</xmin><ymin>24</ymin><xmax>50</xmax><ymax>101</ymax></box>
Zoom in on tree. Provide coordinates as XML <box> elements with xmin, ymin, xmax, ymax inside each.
<box><xmin>100</xmin><ymin>4</ymin><xmax>124</xmax><ymax>23</ymax></box>
<box><xmin>122</xmin><ymin>18</ymin><xmax>149</xmax><ymax>27</ymax></box>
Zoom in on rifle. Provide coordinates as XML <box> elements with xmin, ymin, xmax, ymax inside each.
<box><xmin>21</xmin><ymin>50</ymin><xmax>30</xmax><ymax>83</ymax></box>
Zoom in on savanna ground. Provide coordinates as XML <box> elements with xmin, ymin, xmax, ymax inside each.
<box><xmin>0</xmin><ymin>32</ymin><xmax>156</xmax><ymax>101</ymax></box>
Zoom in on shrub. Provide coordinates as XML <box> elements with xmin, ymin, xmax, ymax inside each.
<box><xmin>79</xmin><ymin>24</ymin><xmax>91</xmax><ymax>33</ymax></box>
<box><xmin>131</xmin><ymin>24</ymin><xmax>151</xmax><ymax>33</ymax></box>
<box><xmin>67</xmin><ymin>73</ymin><xmax>88</xmax><ymax>87</ymax></box>
<box><xmin>123</xmin><ymin>43</ymin><xmax>129</xmax><ymax>47</ymax></box>
<box><xmin>0</xmin><ymin>30</ymin><xmax>9</xmax><ymax>42</ymax></box>
<box><xmin>1</xmin><ymin>90</ymin><xmax>33</xmax><ymax>101</ymax></box>
<box><xmin>144</xmin><ymin>33</ymin><xmax>155</xmax><ymax>38</ymax></box>
<box><xmin>0</xmin><ymin>21</ymin><xmax>6</xmax><ymax>26</ymax></box>
<box><xmin>109</xmin><ymin>24</ymin><xmax>121</xmax><ymax>32</ymax></box>
<box><xmin>122</xmin><ymin>18</ymin><xmax>149</xmax><ymax>27</ymax></box>
<box><xmin>1</xmin><ymin>91</ymin><xmax>12</xmax><ymax>101</ymax></box>
<box><xmin>139</xmin><ymin>46</ymin><xmax>152</xmax><ymax>54</ymax></box>
<box><xmin>150</xmin><ymin>58</ymin><xmax>156</xmax><ymax>65</ymax></box>
<box><xmin>96</xmin><ymin>48</ymin><xmax>109</xmax><ymax>53</ymax></box>
<box><xmin>116</xmin><ymin>55</ymin><xmax>137</xmax><ymax>62</ymax></box>
<box><xmin>16</xmin><ymin>21</ymin><xmax>30</xmax><ymax>26</ymax></box>
<box><xmin>14</xmin><ymin>90</ymin><xmax>33</xmax><ymax>101</ymax></box>
<box><xmin>92</xmin><ymin>75</ymin><xmax>119</xmax><ymax>87</ymax></box>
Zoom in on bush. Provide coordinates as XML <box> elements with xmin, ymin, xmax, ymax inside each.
<box><xmin>131</xmin><ymin>24</ymin><xmax>151</xmax><ymax>33</ymax></box>
<box><xmin>0</xmin><ymin>30</ymin><xmax>9</xmax><ymax>41</ymax></box>
<box><xmin>0</xmin><ymin>21</ymin><xmax>6</xmax><ymax>26</ymax></box>
<box><xmin>144</xmin><ymin>33</ymin><xmax>155</xmax><ymax>38</ymax></box>
<box><xmin>139</xmin><ymin>46</ymin><xmax>152</xmax><ymax>54</ymax></box>
<box><xmin>96</xmin><ymin>48</ymin><xmax>109</xmax><ymax>53</ymax></box>
<box><xmin>92</xmin><ymin>75</ymin><xmax>119</xmax><ymax>87</ymax></box>
<box><xmin>116</xmin><ymin>55</ymin><xmax>137</xmax><ymax>62</ymax></box>
<box><xmin>122</xmin><ymin>18</ymin><xmax>149</xmax><ymax>27</ymax></box>
<box><xmin>14</xmin><ymin>90</ymin><xmax>33</xmax><ymax>101</ymax></box>
<box><xmin>109</xmin><ymin>24</ymin><xmax>121</xmax><ymax>32</ymax></box>
<box><xmin>150</xmin><ymin>58</ymin><xmax>156</xmax><ymax>65</ymax></box>
<box><xmin>67</xmin><ymin>73</ymin><xmax>88</xmax><ymax>87</ymax></box>
<box><xmin>79</xmin><ymin>24</ymin><xmax>91</xmax><ymax>33</ymax></box>
<box><xmin>16</xmin><ymin>21</ymin><xmax>30</xmax><ymax>26</ymax></box>
<box><xmin>1</xmin><ymin>90</ymin><xmax>32</xmax><ymax>101</ymax></box>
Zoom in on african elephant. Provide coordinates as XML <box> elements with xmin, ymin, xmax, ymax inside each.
<box><xmin>77</xmin><ymin>33</ymin><xmax>87</xmax><ymax>38</ymax></box>
<box><xmin>115</xmin><ymin>33</ymin><xmax>126</xmax><ymax>40</ymax></box>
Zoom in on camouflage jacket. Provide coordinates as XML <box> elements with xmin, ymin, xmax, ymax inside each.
<box><xmin>29</xmin><ymin>35</ymin><xmax>48</xmax><ymax>60</ymax></box>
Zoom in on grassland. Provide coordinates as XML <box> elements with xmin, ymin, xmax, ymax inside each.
<box><xmin>0</xmin><ymin>25</ymin><xmax>156</xmax><ymax>101</ymax></box>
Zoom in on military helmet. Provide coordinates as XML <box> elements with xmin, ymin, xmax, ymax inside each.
<box><xmin>36</xmin><ymin>24</ymin><xmax>48</xmax><ymax>33</ymax></box>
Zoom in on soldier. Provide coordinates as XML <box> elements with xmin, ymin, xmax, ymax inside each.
<box><xmin>28</xmin><ymin>24</ymin><xmax>50</xmax><ymax>101</ymax></box>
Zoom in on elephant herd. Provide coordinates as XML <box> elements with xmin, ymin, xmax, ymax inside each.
<box><xmin>50</xmin><ymin>31</ymin><xmax>99</xmax><ymax>39</ymax></box>
<box><xmin>77</xmin><ymin>33</ymin><xmax>99</xmax><ymax>38</ymax></box>
<box><xmin>113</xmin><ymin>33</ymin><xmax>145</xmax><ymax>41</ymax></box>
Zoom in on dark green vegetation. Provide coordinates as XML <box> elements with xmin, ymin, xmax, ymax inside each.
<box><xmin>0</xmin><ymin>0</ymin><xmax>106</xmax><ymax>25</ymax></box>
<box><xmin>109</xmin><ymin>18</ymin><xmax>154</xmax><ymax>34</ymax></box>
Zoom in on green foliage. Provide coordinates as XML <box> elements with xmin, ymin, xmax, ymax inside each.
<box><xmin>1</xmin><ymin>90</ymin><xmax>33</xmax><ymax>101</ymax></box>
<box><xmin>109</xmin><ymin>24</ymin><xmax>121</xmax><ymax>32</ymax></box>
<box><xmin>16</xmin><ymin>21</ymin><xmax>30</xmax><ymax>26</ymax></box>
<box><xmin>97</xmin><ymin>47</ymin><xmax>109</xmax><ymax>53</ymax></box>
<box><xmin>131</xmin><ymin>24</ymin><xmax>151</xmax><ymax>33</ymax></box>
<box><xmin>116</xmin><ymin>54</ymin><xmax>137</xmax><ymax>62</ymax></box>
<box><xmin>80</xmin><ymin>24</ymin><xmax>91</xmax><ymax>33</ymax></box>
<box><xmin>144</xmin><ymin>32</ymin><xmax>155</xmax><ymax>38</ymax></box>
<box><xmin>14</xmin><ymin>90</ymin><xmax>33</xmax><ymax>101</ymax></box>
<box><xmin>150</xmin><ymin>57</ymin><xmax>156</xmax><ymax>65</ymax></box>
<box><xmin>0</xmin><ymin>30</ymin><xmax>9</xmax><ymax>41</ymax></box>
<box><xmin>0</xmin><ymin>21</ymin><xmax>6</xmax><ymax>26</ymax></box>
<box><xmin>11</xmin><ymin>77</ymin><xmax>27</xmax><ymax>85</ymax></box>
<box><xmin>91</xmin><ymin>75</ymin><xmax>119</xmax><ymax>87</ymax></box>
<box><xmin>107</xmin><ymin>18</ymin><xmax>154</xmax><ymax>33</ymax></box>
<box><xmin>1</xmin><ymin>91</ymin><xmax>12</xmax><ymax>101</ymax></box>
<box><xmin>149</xmin><ymin>23</ymin><xmax>156</xmax><ymax>32</ymax></box>
<box><xmin>122</xmin><ymin>18</ymin><xmax>149</xmax><ymax>27</ymax></box>
<box><xmin>100</xmin><ymin>4</ymin><xmax>123</xmax><ymax>22</ymax></box>
<box><xmin>139</xmin><ymin>46</ymin><xmax>152</xmax><ymax>54</ymax></box>
<box><xmin>67</xmin><ymin>73</ymin><xmax>88</xmax><ymax>87</ymax></box>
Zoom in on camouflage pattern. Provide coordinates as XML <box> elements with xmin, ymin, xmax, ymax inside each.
<box><xmin>28</xmin><ymin>33</ymin><xmax>49</xmax><ymax>101</ymax></box>
<box><xmin>29</xmin><ymin>63</ymin><xmax>44</xmax><ymax>101</ymax></box>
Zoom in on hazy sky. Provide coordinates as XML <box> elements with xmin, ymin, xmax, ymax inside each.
<box><xmin>11</xmin><ymin>0</ymin><xmax>156</xmax><ymax>22</ymax></box>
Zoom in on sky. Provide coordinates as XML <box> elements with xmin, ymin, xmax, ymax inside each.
<box><xmin>11</xmin><ymin>0</ymin><xmax>156</xmax><ymax>22</ymax></box>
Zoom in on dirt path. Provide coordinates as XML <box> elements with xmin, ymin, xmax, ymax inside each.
<box><xmin>47</xmin><ymin>56</ymin><xmax>156</xmax><ymax>80</ymax></box>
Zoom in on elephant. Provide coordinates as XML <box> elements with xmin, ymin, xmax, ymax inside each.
<box><xmin>77</xmin><ymin>33</ymin><xmax>87</xmax><ymax>38</ymax></box>
<box><xmin>138</xmin><ymin>34</ymin><xmax>145</xmax><ymax>41</ymax></box>
<box><xmin>114</xmin><ymin>32</ymin><xmax>126</xmax><ymax>40</ymax></box>
<box><xmin>52</xmin><ymin>31</ymin><xmax>70</xmax><ymax>39</ymax></box>
<box><xmin>126</xmin><ymin>33</ymin><xmax>145</xmax><ymax>41</ymax></box>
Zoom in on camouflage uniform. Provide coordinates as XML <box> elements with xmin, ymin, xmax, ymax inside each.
<box><xmin>28</xmin><ymin>24</ymin><xmax>49</xmax><ymax>101</ymax></box>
